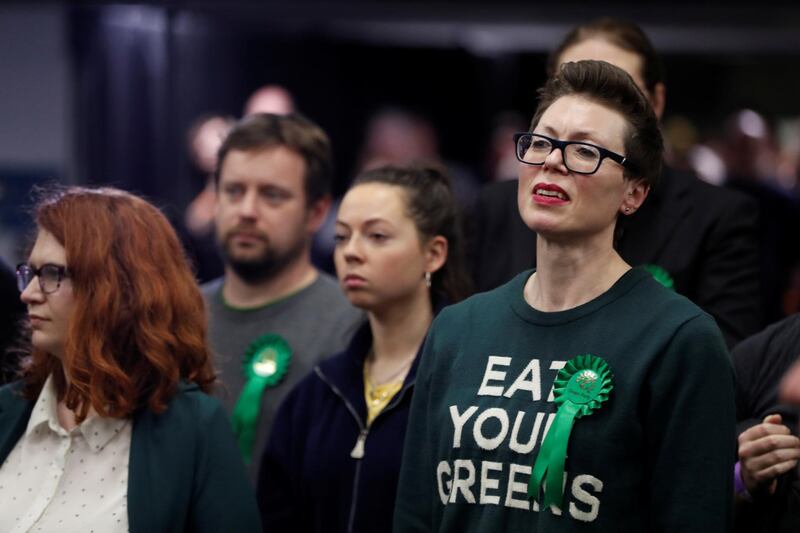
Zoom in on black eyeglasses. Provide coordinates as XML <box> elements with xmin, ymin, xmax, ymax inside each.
<box><xmin>514</xmin><ymin>133</ymin><xmax>631</xmax><ymax>175</ymax></box>
<box><xmin>16</xmin><ymin>263</ymin><xmax>69</xmax><ymax>294</ymax></box>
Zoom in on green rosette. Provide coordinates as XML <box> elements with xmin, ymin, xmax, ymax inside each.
<box><xmin>528</xmin><ymin>354</ymin><xmax>613</xmax><ymax>508</ymax></box>
<box><xmin>231</xmin><ymin>334</ymin><xmax>292</xmax><ymax>464</ymax></box>
<box><xmin>643</xmin><ymin>263</ymin><xmax>675</xmax><ymax>290</ymax></box>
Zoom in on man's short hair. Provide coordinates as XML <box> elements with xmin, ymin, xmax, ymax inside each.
<box><xmin>214</xmin><ymin>113</ymin><xmax>333</xmax><ymax>205</ymax></box>
<box><xmin>531</xmin><ymin>60</ymin><xmax>664</xmax><ymax>189</ymax></box>
<box><xmin>547</xmin><ymin>18</ymin><xmax>664</xmax><ymax>97</ymax></box>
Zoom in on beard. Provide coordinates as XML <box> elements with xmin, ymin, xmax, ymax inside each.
<box><xmin>219</xmin><ymin>228</ymin><xmax>306</xmax><ymax>284</ymax></box>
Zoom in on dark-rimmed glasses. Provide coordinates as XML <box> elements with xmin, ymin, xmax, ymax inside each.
<box><xmin>16</xmin><ymin>263</ymin><xmax>69</xmax><ymax>294</ymax></box>
<box><xmin>514</xmin><ymin>133</ymin><xmax>631</xmax><ymax>175</ymax></box>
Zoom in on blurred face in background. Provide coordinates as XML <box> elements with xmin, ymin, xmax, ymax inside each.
<box><xmin>19</xmin><ymin>229</ymin><xmax>75</xmax><ymax>358</ymax></box>
<box><xmin>558</xmin><ymin>37</ymin><xmax>665</xmax><ymax>119</ymax></box>
<box><xmin>188</xmin><ymin>116</ymin><xmax>233</xmax><ymax>174</ymax></box>
<box><xmin>334</xmin><ymin>182</ymin><xmax>443</xmax><ymax>313</ymax></box>
<box><xmin>215</xmin><ymin>146</ymin><xmax>317</xmax><ymax>283</ymax></box>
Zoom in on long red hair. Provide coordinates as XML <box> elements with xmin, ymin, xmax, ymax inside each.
<box><xmin>22</xmin><ymin>187</ymin><xmax>215</xmax><ymax>421</ymax></box>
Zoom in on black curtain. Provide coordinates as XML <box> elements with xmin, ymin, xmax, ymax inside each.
<box><xmin>69</xmin><ymin>5</ymin><xmax>243</xmax><ymax>210</ymax></box>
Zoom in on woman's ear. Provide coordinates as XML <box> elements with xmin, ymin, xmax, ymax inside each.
<box><xmin>619</xmin><ymin>180</ymin><xmax>650</xmax><ymax>216</ymax></box>
<box><xmin>424</xmin><ymin>235</ymin><xmax>448</xmax><ymax>275</ymax></box>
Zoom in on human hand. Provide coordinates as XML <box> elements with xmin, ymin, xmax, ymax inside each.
<box><xmin>738</xmin><ymin>414</ymin><xmax>800</xmax><ymax>495</ymax></box>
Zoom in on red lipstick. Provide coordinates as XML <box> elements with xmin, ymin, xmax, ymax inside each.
<box><xmin>532</xmin><ymin>183</ymin><xmax>570</xmax><ymax>205</ymax></box>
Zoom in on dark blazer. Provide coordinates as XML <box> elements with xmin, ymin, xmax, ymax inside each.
<box><xmin>0</xmin><ymin>380</ymin><xmax>261</xmax><ymax>533</ymax></box>
<box><xmin>258</xmin><ymin>322</ymin><xmax>420</xmax><ymax>533</ymax></box>
<box><xmin>731</xmin><ymin>314</ymin><xmax>800</xmax><ymax>533</ymax></box>
<box><xmin>469</xmin><ymin>166</ymin><xmax>761</xmax><ymax>348</ymax></box>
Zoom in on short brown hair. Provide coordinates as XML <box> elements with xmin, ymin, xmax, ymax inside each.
<box><xmin>531</xmin><ymin>60</ymin><xmax>663</xmax><ymax>188</ymax></box>
<box><xmin>547</xmin><ymin>18</ymin><xmax>664</xmax><ymax>97</ymax></box>
<box><xmin>23</xmin><ymin>187</ymin><xmax>215</xmax><ymax>422</ymax></box>
<box><xmin>214</xmin><ymin>112</ymin><xmax>333</xmax><ymax>204</ymax></box>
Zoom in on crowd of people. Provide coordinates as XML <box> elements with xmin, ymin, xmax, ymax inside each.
<box><xmin>0</xmin><ymin>16</ymin><xmax>799</xmax><ymax>533</ymax></box>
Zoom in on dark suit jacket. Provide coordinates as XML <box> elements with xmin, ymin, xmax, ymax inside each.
<box><xmin>469</xmin><ymin>167</ymin><xmax>761</xmax><ymax>348</ymax></box>
<box><xmin>731</xmin><ymin>314</ymin><xmax>800</xmax><ymax>533</ymax></box>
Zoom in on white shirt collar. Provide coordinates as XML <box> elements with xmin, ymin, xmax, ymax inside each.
<box><xmin>25</xmin><ymin>374</ymin><xmax>129</xmax><ymax>453</ymax></box>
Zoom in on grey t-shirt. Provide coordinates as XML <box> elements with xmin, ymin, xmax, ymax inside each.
<box><xmin>202</xmin><ymin>273</ymin><xmax>364</xmax><ymax>477</ymax></box>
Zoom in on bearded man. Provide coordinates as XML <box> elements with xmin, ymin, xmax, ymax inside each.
<box><xmin>203</xmin><ymin>113</ymin><xmax>362</xmax><ymax>477</ymax></box>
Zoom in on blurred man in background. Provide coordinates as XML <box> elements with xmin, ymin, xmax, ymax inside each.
<box><xmin>202</xmin><ymin>113</ymin><xmax>362</xmax><ymax>477</ymax></box>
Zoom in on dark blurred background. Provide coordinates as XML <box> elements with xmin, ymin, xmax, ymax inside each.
<box><xmin>2</xmin><ymin>1</ymin><xmax>800</xmax><ymax>290</ymax></box>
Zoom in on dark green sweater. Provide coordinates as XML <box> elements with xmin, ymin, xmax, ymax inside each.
<box><xmin>0</xmin><ymin>381</ymin><xmax>261</xmax><ymax>532</ymax></box>
<box><xmin>395</xmin><ymin>268</ymin><xmax>735</xmax><ymax>532</ymax></box>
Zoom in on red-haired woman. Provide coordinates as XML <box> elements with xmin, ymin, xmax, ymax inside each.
<box><xmin>0</xmin><ymin>187</ymin><xmax>261</xmax><ymax>532</ymax></box>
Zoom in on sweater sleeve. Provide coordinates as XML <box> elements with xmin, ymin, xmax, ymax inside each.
<box><xmin>644</xmin><ymin>313</ymin><xmax>736</xmax><ymax>532</ymax></box>
<box><xmin>190</xmin><ymin>398</ymin><xmax>262</xmax><ymax>533</ymax></box>
<box><xmin>394</xmin><ymin>325</ymin><xmax>439</xmax><ymax>532</ymax></box>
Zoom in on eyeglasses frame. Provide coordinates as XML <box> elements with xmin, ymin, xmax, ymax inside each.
<box><xmin>16</xmin><ymin>263</ymin><xmax>69</xmax><ymax>295</ymax></box>
<box><xmin>513</xmin><ymin>132</ymin><xmax>631</xmax><ymax>175</ymax></box>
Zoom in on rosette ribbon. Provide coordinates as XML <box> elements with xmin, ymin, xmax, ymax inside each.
<box><xmin>231</xmin><ymin>334</ymin><xmax>292</xmax><ymax>463</ymax></box>
<box><xmin>643</xmin><ymin>264</ymin><xmax>675</xmax><ymax>290</ymax></box>
<box><xmin>528</xmin><ymin>354</ymin><xmax>613</xmax><ymax>508</ymax></box>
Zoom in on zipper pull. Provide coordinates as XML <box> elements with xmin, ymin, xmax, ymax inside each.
<box><xmin>350</xmin><ymin>429</ymin><xmax>368</xmax><ymax>459</ymax></box>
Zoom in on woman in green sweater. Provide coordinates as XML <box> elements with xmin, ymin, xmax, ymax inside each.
<box><xmin>394</xmin><ymin>60</ymin><xmax>736</xmax><ymax>532</ymax></box>
<box><xmin>0</xmin><ymin>187</ymin><xmax>260</xmax><ymax>532</ymax></box>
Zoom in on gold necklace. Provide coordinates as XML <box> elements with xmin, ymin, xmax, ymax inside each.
<box><xmin>365</xmin><ymin>350</ymin><xmax>415</xmax><ymax>404</ymax></box>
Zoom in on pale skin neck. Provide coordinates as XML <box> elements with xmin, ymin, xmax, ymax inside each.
<box><xmin>222</xmin><ymin>250</ymin><xmax>318</xmax><ymax>308</ymax></box>
<box><xmin>57</xmin><ymin>401</ymin><xmax>82</xmax><ymax>432</ymax></box>
<box><xmin>525</xmin><ymin>225</ymin><xmax>631</xmax><ymax>312</ymax></box>
<box><xmin>367</xmin><ymin>285</ymin><xmax>433</xmax><ymax>380</ymax></box>
<box><xmin>54</xmin><ymin>365</ymin><xmax>95</xmax><ymax>432</ymax></box>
